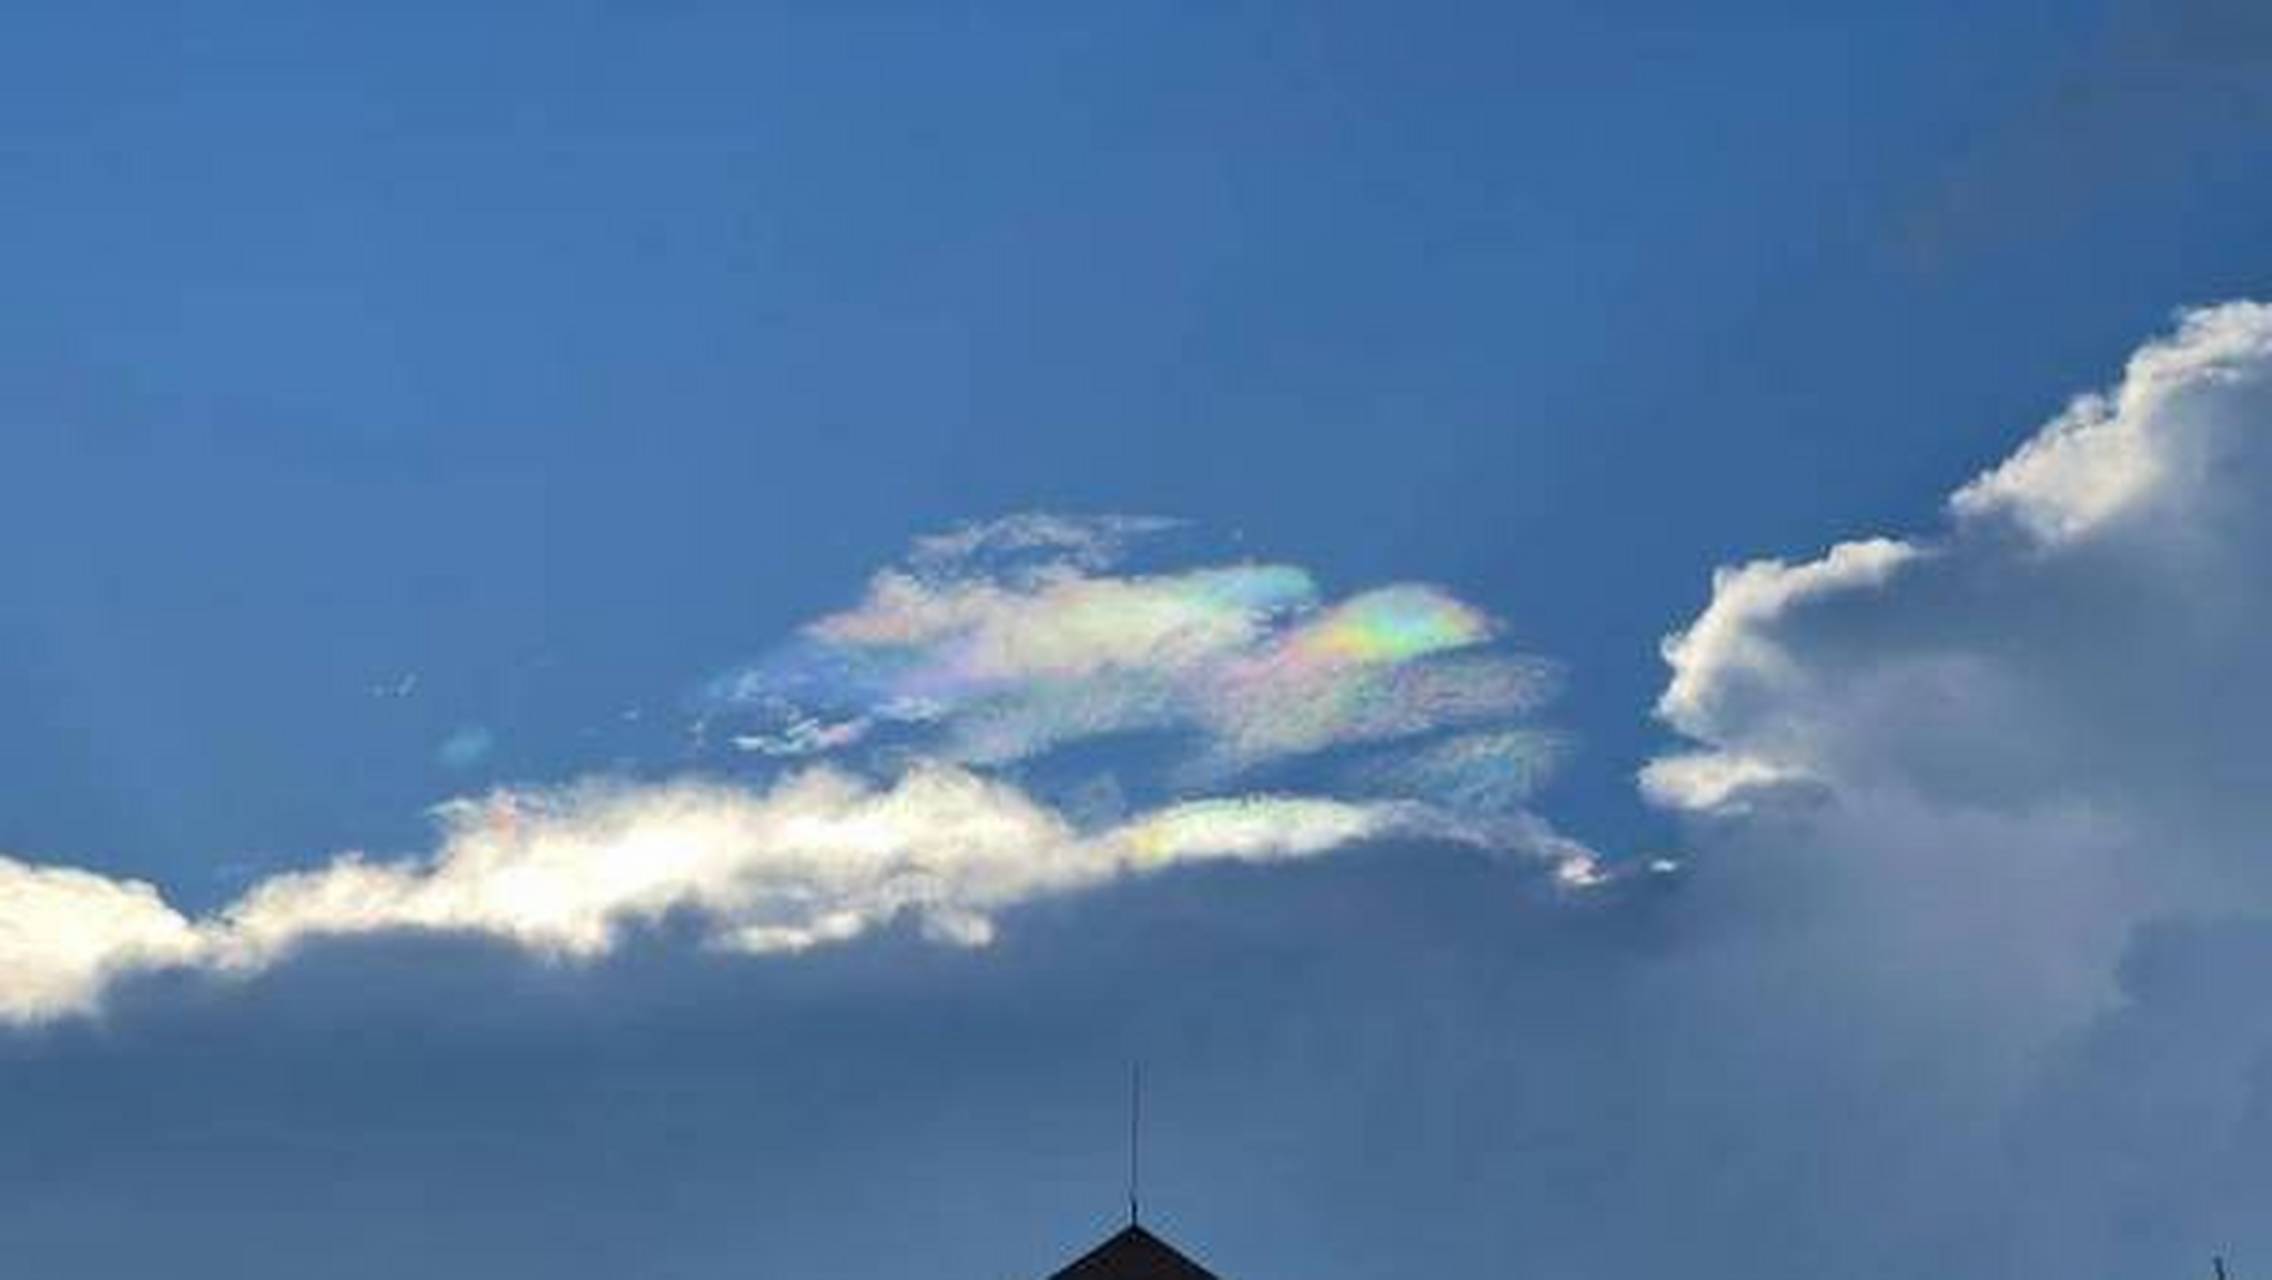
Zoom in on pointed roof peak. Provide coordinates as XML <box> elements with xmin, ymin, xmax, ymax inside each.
<box><xmin>1045</xmin><ymin>1222</ymin><xmax>1219</xmax><ymax>1280</ymax></box>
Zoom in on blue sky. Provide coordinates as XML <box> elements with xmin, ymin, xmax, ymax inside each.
<box><xmin>6</xmin><ymin>2</ymin><xmax>2272</xmax><ymax>1276</ymax></box>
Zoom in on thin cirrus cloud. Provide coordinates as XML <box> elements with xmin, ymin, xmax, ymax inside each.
<box><xmin>0</xmin><ymin>521</ymin><xmax>1596</xmax><ymax>1026</ymax></box>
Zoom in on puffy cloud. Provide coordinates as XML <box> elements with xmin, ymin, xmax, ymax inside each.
<box><xmin>0</xmin><ymin>858</ymin><xmax>200</xmax><ymax>1023</ymax></box>
<box><xmin>1951</xmin><ymin>300</ymin><xmax>2272</xmax><ymax>544</ymax></box>
<box><xmin>1102</xmin><ymin>794</ymin><xmax>1430</xmax><ymax>868</ymax></box>
<box><xmin>0</xmin><ymin>763</ymin><xmax>1481</xmax><ymax>1024</ymax></box>
<box><xmin>1636</xmin><ymin>301</ymin><xmax>2272</xmax><ymax>1272</ymax></box>
<box><xmin>1650</xmin><ymin>301</ymin><xmax>2272</xmax><ymax>822</ymax></box>
<box><xmin>1643</xmin><ymin>537</ymin><xmax>1920</xmax><ymax>809</ymax></box>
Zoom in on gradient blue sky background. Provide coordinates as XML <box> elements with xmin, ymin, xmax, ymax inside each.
<box><xmin>6</xmin><ymin>2</ymin><xmax>2272</xmax><ymax>1277</ymax></box>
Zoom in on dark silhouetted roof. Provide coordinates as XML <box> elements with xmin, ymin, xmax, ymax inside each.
<box><xmin>1045</xmin><ymin>1225</ymin><xmax>1219</xmax><ymax>1280</ymax></box>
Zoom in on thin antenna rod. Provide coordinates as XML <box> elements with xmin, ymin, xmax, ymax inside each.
<box><xmin>1126</xmin><ymin>1064</ymin><xmax>1145</xmax><ymax>1227</ymax></box>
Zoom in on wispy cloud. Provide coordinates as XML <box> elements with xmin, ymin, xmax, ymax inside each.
<box><xmin>709</xmin><ymin>518</ymin><xmax>1560</xmax><ymax>781</ymax></box>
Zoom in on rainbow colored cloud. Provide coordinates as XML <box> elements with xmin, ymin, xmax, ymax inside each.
<box><xmin>704</xmin><ymin>516</ymin><xmax>1569</xmax><ymax>826</ymax></box>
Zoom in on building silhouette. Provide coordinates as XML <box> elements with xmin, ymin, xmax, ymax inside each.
<box><xmin>1044</xmin><ymin>1223</ymin><xmax>1218</xmax><ymax>1279</ymax></box>
<box><xmin>1041</xmin><ymin>1067</ymin><xmax>1218</xmax><ymax>1277</ymax></box>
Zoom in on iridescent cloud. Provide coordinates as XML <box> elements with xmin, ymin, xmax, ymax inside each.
<box><xmin>709</xmin><ymin>517</ymin><xmax>1559</xmax><ymax>784</ymax></box>
<box><xmin>0</xmin><ymin>514</ymin><xmax>1617</xmax><ymax>1027</ymax></box>
<box><xmin>1350</xmin><ymin>729</ymin><xmax>1568</xmax><ymax>816</ymax></box>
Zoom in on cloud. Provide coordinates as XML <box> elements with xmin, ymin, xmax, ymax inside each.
<box><xmin>0</xmin><ymin>764</ymin><xmax>1475</xmax><ymax>1024</ymax></box>
<box><xmin>731</xmin><ymin>715</ymin><xmax>872</xmax><ymax>758</ymax></box>
<box><xmin>1347</xmin><ymin>728</ymin><xmax>1566</xmax><ymax>816</ymax></box>
<box><xmin>713</xmin><ymin>516</ymin><xmax>1559</xmax><ymax>780</ymax></box>
<box><xmin>1635</xmin><ymin>300</ymin><xmax>2272</xmax><ymax>1271</ymax></box>
<box><xmin>0</xmin><ymin>838</ymin><xmax>1677</xmax><ymax>1280</ymax></box>
<box><xmin>1996</xmin><ymin>915</ymin><xmax>2272</xmax><ymax>1274</ymax></box>
<box><xmin>12</xmin><ymin>307</ymin><xmax>2272</xmax><ymax>1275</ymax></box>
<box><xmin>1650</xmin><ymin>301</ymin><xmax>2272</xmax><ymax>819</ymax></box>
<box><xmin>1642</xmin><ymin>536</ymin><xmax>1919</xmax><ymax>809</ymax></box>
<box><xmin>0</xmin><ymin>515</ymin><xmax>1611</xmax><ymax>1026</ymax></box>
<box><xmin>0</xmin><ymin>858</ymin><xmax>201</xmax><ymax>1024</ymax></box>
<box><xmin>1951</xmin><ymin>300</ymin><xmax>2272</xmax><ymax>542</ymax></box>
<box><xmin>707</xmin><ymin>516</ymin><xmax>1597</xmax><ymax>881</ymax></box>
<box><xmin>906</xmin><ymin>512</ymin><xmax>1185</xmax><ymax>574</ymax></box>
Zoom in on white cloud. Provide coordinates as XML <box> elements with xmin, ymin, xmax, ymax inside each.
<box><xmin>1650</xmin><ymin>301</ymin><xmax>2272</xmax><ymax>820</ymax></box>
<box><xmin>1642</xmin><ymin>537</ymin><xmax>1919</xmax><ymax>811</ymax></box>
<box><xmin>810</xmin><ymin>563</ymin><xmax>1311</xmax><ymax>682</ymax></box>
<box><xmin>1591</xmin><ymin>303</ymin><xmax>2272</xmax><ymax>1273</ymax></box>
<box><xmin>1644</xmin><ymin>299</ymin><xmax>2272</xmax><ymax>1114</ymax></box>
<box><xmin>1636</xmin><ymin>749</ymin><xmax>1805</xmax><ymax>812</ymax></box>
<box><xmin>0</xmin><ymin>857</ymin><xmax>200</xmax><ymax>1024</ymax></box>
<box><xmin>0</xmin><ymin>764</ymin><xmax>1507</xmax><ymax>1025</ymax></box>
<box><xmin>1951</xmin><ymin>301</ymin><xmax>2272</xmax><ymax>544</ymax></box>
<box><xmin>0</xmin><ymin>512</ymin><xmax>1620</xmax><ymax>1026</ymax></box>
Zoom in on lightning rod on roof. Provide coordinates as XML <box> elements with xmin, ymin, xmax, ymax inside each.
<box><xmin>1128</xmin><ymin>1062</ymin><xmax>1143</xmax><ymax>1227</ymax></box>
